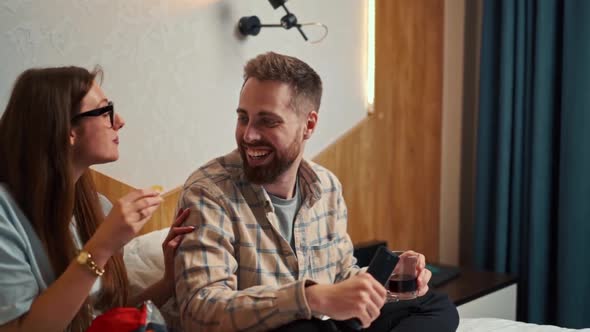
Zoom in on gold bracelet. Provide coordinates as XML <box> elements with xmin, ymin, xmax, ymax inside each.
<box><xmin>76</xmin><ymin>251</ymin><xmax>105</xmax><ymax>277</ymax></box>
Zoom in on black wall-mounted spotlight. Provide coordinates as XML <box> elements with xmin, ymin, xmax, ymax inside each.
<box><xmin>238</xmin><ymin>0</ymin><xmax>308</xmax><ymax>41</ymax></box>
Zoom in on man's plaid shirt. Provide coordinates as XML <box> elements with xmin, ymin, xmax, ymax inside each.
<box><xmin>175</xmin><ymin>150</ymin><xmax>361</xmax><ymax>331</ymax></box>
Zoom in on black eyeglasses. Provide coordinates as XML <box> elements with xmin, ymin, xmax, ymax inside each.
<box><xmin>71</xmin><ymin>101</ymin><xmax>115</xmax><ymax>127</ymax></box>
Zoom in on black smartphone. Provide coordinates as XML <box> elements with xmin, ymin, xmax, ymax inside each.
<box><xmin>344</xmin><ymin>246</ymin><xmax>399</xmax><ymax>330</ymax></box>
<box><xmin>366</xmin><ymin>246</ymin><xmax>399</xmax><ymax>285</ymax></box>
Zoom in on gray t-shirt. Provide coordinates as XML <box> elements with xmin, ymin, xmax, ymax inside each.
<box><xmin>267</xmin><ymin>180</ymin><xmax>302</xmax><ymax>250</ymax></box>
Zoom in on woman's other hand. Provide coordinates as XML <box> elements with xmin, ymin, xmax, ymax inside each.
<box><xmin>161</xmin><ymin>208</ymin><xmax>193</xmax><ymax>296</ymax></box>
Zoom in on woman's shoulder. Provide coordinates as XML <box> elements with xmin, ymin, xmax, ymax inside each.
<box><xmin>0</xmin><ymin>183</ymin><xmax>24</xmax><ymax>222</ymax></box>
<box><xmin>0</xmin><ymin>184</ymin><xmax>41</xmax><ymax>261</ymax></box>
<box><xmin>0</xmin><ymin>184</ymin><xmax>37</xmax><ymax>242</ymax></box>
<box><xmin>0</xmin><ymin>183</ymin><xmax>13</xmax><ymax>203</ymax></box>
<box><xmin>0</xmin><ymin>183</ymin><xmax>56</xmax><ymax>299</ymax></box>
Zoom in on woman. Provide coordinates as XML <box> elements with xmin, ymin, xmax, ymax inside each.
<box><xmin>0</xmin><ymin>67</ymin><xmax>191</xmax><ymax>332</ymax></box>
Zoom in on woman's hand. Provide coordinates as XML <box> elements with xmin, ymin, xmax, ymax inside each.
<box><xmin>161</xmin><ymin>208</ymin><xmax>193</xmax><ymax>296</ymax></box>
<box><xmin>88</xmin><ymin>189</ymin><xmax>163</xmax><ymax>259</ymax></box>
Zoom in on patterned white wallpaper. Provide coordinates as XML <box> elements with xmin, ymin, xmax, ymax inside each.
<box><xmin>0</xmin><ymin>0</ymin><xmax>368</xmax><ymax>189</ymax></box>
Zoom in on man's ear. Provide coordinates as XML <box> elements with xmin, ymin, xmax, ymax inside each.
<box><xmin>303</xmin><ymin>110</ymin><xmax>318</xmax><ymax>140</ymax></box>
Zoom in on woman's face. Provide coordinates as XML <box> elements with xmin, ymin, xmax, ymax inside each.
<box><xmin>71</xmin><ymin>82</ymin><xmax>125</xmax><ymax>168</ymax></box>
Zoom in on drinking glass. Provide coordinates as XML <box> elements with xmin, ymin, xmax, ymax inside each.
<box><xmin>386</xmin><ymin>251</ymin><xmax>418</xmax><ymax>302</ymax></box>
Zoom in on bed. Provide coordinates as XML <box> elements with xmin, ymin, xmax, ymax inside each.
<box><xmin>123</xmin><ymin>229</ymin><xmax>590</xmax><ymax>331</ymax></box>
<box><xmin>458</xmin><ymin>318</ymin><xmax>589</xmax><ymax>331</ymax></box>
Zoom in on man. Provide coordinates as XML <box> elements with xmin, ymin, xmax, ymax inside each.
<box><xmin>175</xmin><ymin>52</ymin><xmax>459</xmax><ymax>332</ymax></box>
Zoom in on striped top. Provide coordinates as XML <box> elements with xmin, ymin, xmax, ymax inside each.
<box><xmin>175</xmin><ymin>150</ymin><xmax>361</xmax><ymax>331</ymax></box>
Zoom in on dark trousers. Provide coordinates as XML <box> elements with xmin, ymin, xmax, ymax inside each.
<box><xmin>273</xmin><ymin>290</ymin><xmax>459</xmax><ymax>332</ymax></box>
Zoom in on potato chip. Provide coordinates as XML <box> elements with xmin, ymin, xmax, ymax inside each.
<box><xmin>150</xmin><ymin>185</ymin><xmax>163</xmax><ymax>193</ymax></box>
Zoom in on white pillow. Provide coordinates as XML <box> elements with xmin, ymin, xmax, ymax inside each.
<box><xmin>124</xmin><ymin>228</ymin><xmax>168</xmax><ymax>293</ymax></box>
<box><xmin>123</xmin><ymin>228</ymin><xmax>180</xmax><ymax>330</ymax></box>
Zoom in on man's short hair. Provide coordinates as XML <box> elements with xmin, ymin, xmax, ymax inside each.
<box><xmin>243</xmin><ymin>52</ymin><xmax>323</xmax><ymax>114</ymax></box>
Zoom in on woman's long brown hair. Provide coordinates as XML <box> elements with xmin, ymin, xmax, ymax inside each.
<box><xmin>0</xmin><ymin>67</ymin><xmax>128</xmax><ymax>331</ymax></box>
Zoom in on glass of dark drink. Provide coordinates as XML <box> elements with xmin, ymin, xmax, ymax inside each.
<box><xmin>386</xmin><ymin>251</ymin><xmax>418</xmax><ymax>302</ymax></box>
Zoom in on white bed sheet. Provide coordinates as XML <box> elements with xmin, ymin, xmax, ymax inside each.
<box><xmin>459</xmin><ymin>318</ymin><xmax>590</xmax><ymax>332</ymax></box>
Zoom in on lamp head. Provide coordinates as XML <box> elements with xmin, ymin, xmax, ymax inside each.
<box><xmin>268</xmin><ymin>0</ymin><xmax>287</xmax><ymax>10</ymax></box>
<box><xmin>238</xmin><ymin>16</ymin><xmax>261</xmax><ymax>36</ymax></box>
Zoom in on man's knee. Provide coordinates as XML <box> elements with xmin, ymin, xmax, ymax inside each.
<box><xmin>426</xmin><ymin>291</ymin><xmax>459</xmax><ymax>331</ymax></box>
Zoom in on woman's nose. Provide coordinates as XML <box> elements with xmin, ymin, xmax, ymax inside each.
<box><xmin>114</xmin><ymin>113</ymin><xmax>125</xmax><ymax>130</ymax></box>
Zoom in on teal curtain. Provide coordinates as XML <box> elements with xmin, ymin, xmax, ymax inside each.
<box><xmin>475</xmin><ymin>0</ymin><xmax>590</xmax><ymax>328</ymax></box>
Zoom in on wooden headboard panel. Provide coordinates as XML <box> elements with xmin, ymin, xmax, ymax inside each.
<box><xmin>91</xmin><ymin>170</ymin><xmax>180</xmax><ymax>235</ymax></box>
<box><xmin>315</xmin><ymin>0</ymin><xmax>443</xmax><ymax>260</ymax></box>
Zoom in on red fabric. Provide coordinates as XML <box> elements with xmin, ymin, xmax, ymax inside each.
<box><xmin>86</xmin><ymin>305</ymin><xmax>147</xmax><ymax>332</ymax></box>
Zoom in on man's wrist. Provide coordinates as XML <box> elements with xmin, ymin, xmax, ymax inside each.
<box><xmin>304</xmin><ymin>283</ymin><xmax>325</xmax><ymax>315</ymax></box>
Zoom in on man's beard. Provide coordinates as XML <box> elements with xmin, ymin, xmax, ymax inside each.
<box><xmin>239</xmin><ymin>137</ymin><xmax>301</xmax><ymax>185</ymax></box>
